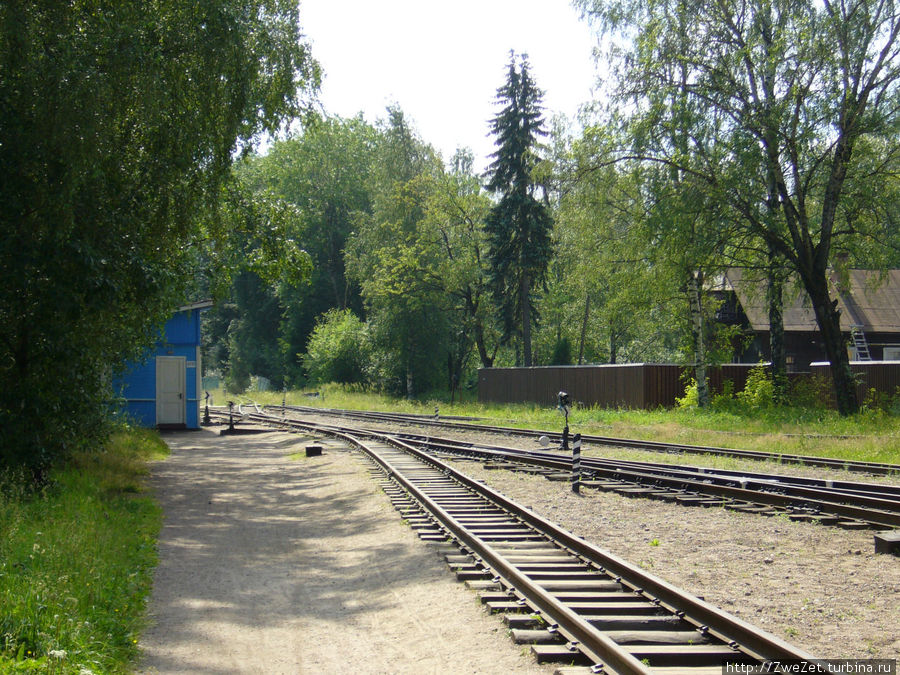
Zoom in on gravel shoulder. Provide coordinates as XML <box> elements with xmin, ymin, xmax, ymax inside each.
<box><xmin>138</xmin><ymin>428</ymin><xmax>554</xmax><ymax>675</ymax></box>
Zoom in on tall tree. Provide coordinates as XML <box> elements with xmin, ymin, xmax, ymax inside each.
<box><xmin>0</xmin><ymin>1</ymin><xmax>318</xmax><ymax>473</ymax></box>
<box><xmin>422</xmin><ymin>149</ymin><xmax>501</xmax><ymax>374</ymax></box>
<box><xmin>209</xmin><ymin>115</ymin><xmax>376</xmax><ymax>387</ymax></box>
<box><xmin>578</xmin><ymin>0</ymin><xmax>900</xmax><ymax>414</ymax></box>
<box><xmin>484</xmin><ymin>53</ymin><xmax>554</xmax><ymax>367</ymax></box>
<box><xmin>345</xmin><ymin>107</ymin><xmax>448</xmax><ymax>397</ymax></box>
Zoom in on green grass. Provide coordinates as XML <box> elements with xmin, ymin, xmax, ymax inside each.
<box><xmin>0</xmin><ymin>428</ymin><xmax>169</xmax><ymax>674</ymax></box>
<box><xmin>216</xmin><ymin>383</ymin><xmax>900</xmax><ymax>465</ymax></box>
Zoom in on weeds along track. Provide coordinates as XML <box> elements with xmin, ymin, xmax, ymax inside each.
<box><xmin>272</xmin><ymin>404</ymin><xmax>900</xmax><ymax>476</ymax></box>
<box><xmin>237</xmin><ymin>409</ymin><xmax>818</xmax><ymax>673</ymax></box>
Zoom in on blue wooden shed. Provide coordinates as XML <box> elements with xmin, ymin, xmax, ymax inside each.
<box><xmin>116</xmin><ymin>300</ymin><xmax>213</xmax><ymax>430</ymax></box>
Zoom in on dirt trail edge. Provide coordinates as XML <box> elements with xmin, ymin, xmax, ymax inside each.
<box><xmin>138</xmin><ymin>428</ymin><xmax>553</xmax><ymax>675</ymax></box>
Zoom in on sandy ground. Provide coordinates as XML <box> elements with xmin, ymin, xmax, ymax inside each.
<box><xmin>137</xmin><ymin>428</ymin><xmax>554</xmax><ymax>675</ymax></box>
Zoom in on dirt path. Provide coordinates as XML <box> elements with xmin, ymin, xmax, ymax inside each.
<box><xmin>137</xmin><ymin>429</ymin><xmax>553</xmax><ymax>674</ymax></box>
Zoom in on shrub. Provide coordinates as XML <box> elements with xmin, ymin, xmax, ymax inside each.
<box><xmin>736</xmin><ymin>363</ymin><xmax>774</xmax><ymax>410</ymax></box>
<box><xmin>789</xmin><ymin>373</ymin><xmax>831</xmax><ymax>410</ymax></box>
<box><xmin>711</xmin><ymin>379</ymin><xmax>736</xmax><ymax>412</ymax></box>
<box><xmin>302</xmin><ymin>309</ymin><xmax>371</xmax><ymax>385</ymax></box>
<box><xmin>676</xmin><ymin>379</ymin><xmax>699</xmax><ymax>408</ymax></box>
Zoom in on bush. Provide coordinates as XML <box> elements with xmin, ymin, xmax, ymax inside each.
<box><xmin>788</xmin><ymin>374</ymin><xmax>831</xmax><ymax>410</ymax></box>
<box><xmin>861</xmin><ymin>386</ymin><xmax>900</xmax><ymax>416</ymax></box>
<box><xmin>302</xmin><ymin>309</ymin><xmax>371</xmax><ymax>385</ymax></box>
<box><xmin>676</xmin><ymin>379</ymin><xmax>699</xmax><ymax>408</ymax></box>
<box><xmin>711</xmin><ymin>379</ymin><xmax>736</xmax><ymax>411</ymax></box>
<box><xmin>736</xmin><ymin>363</ymin><xmax>774</xmax><ymax>410</ymax></box>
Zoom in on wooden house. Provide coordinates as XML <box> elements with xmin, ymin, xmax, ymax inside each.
<box><xmin>116</xmin><ymin>300</ymin><xmax>212</xmax><ymax>429</ymax></box>
<box><xmin>718</xmin><ymin>269</ymin><xmax>900</xmax><ymax>371</ymax></box>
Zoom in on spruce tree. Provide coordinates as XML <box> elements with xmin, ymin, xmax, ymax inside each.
<box><xmin>484</xmin><ymin>53</ymin><xmax>553</xmax><ymax>367</ymax></box>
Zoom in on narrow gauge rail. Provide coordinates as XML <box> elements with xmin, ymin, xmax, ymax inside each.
<box><xmin>381</xmin><ymin>431</ymin><xmax>900</xmax><ymax>531</ymax></box>
<box><xmin>271</xmin><ymin>404</ymin><xmax>900</xmax><ymax>476</ymax></box>
<box><xmin>242</xmin><ymin>410</ymin><xmax>817</xmax><ymax>673</ymax></box>
<box><xmin>227</xmin><ymin>406</ymin><xmax>900</xmax><ymax>529</ymax></box>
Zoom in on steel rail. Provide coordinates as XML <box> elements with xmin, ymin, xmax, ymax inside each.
<box><xmin>244</xmin><ymin>410</ymin><xmax>818</xmax><ymax>671</ymax></box>
<box><xmin>247</xmin><ymin>407</ymin><xmax>900</xmax><ymax>528</ymax></box>
<box><xmin>272</xmin><ymin>404</ymin><xmax>900</xmax><ymax>475</ymax></box>
<box><xmin>398</xmin><ymin>435</ymin><xmax>900</xmax><ymax>529</ymax></box>
<box><xmin>392</xmin><ymin>431</ymin><xmax>900</xmax><ymax>501</ymax></box>
<box><xmin>360</xmin><ymin>437</ymin><xmax>653</xmax><ymax>673</ymax></box>
<box><xmin>227</xmin><ymin>407</ymin><xmax>900</xmax><ymax>502</ymax></box>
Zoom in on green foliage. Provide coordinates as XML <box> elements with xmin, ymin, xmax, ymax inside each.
<box><xmin>575</xmin><ymin>0</ymin><xmax>900</xmax><ymax>414</ymax></box>
<box><xmin>789</xmin><ymin>375</ymin><xmax>834</xmax><ymax>410</ymax></box>
<box><xmin>204</xmin><ymin>116</ymin><xmax>377</xmax><ymax>389</ymax></box>
<box><xmin>550</xmin><ymin>336</ymin><xmax>573</xmax><ymax>365</ymax></box>
<box><xmin>484</xmin><ymin>53</ymin><xmax>554</xmax><ymax>366</ymax></box>
<box><xmin>302</xmin><ymin>309</ymin><xmax>371</xmax><ymax>386</ymax></box>
<box><xmin>708</xmin><ymin>380</ymin><xmax>735</xmax><ymax>412</ymax></box>
<box><xmin>0</xmin><ymin>0</ymin><xmax>318</xmax><ymax>475</ymax></box>
<box><xmin>736</xmin><ymin>364</ymin><xmax>775</xmax><ymax>411</ymax></box>
<box><xmin>344</xmin><ymin>107</ymin><xmax>452</xmax><ymax>397</ymax></box>
<box><xmin>861</xmin><ymin>387</ymin><xmax>900</xmax><ymax>417</ymax></box>
<box><xmin>0</xmin><ymin>428</ymin><xmax>167</xmax><ymax>673</ymax></box>
<box><xmin>676</xmin><ymin>379</ymin><xmax>699</xmax><ymax>409</ymax></box>
<box><xmin>549</xmin><ymin>129</ymin><xmax>683</xmax><ymax>364</ymax></box>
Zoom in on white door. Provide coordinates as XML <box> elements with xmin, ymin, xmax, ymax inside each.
<box><xmin>156</xmin><ymin>357</ymin><xmax>186</xmax><ymax>426</ymax></box>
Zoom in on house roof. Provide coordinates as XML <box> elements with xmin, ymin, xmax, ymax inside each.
<box><xmin>724</xmin><ymin>269</ymin><xmax>900</xmax><ymax>333</ymax></box>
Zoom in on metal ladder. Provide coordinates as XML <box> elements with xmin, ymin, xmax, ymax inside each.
<box><xmin>850</xmin><ymin>324</ymin><xmax>872</xmax><ymax>360</ymax></box>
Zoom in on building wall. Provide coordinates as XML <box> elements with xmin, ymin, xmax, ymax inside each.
<box><xmin>115</xmin><ymin>308</ymin><xmax>204</xmax><ymax>429</ymax></box>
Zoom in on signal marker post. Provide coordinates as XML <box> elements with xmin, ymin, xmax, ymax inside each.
<box><xmin>571</xmin><ymin>433</ymin><xmax>582</xmax><ymax>494</ymax></box>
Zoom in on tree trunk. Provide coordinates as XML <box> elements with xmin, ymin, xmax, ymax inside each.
<box><xmin>466</xmin><ymin>291</ymin><xmax>494</xmax><ymax>369</ymax></box>
<box><xmin>521</xmin><ymin>273</ymin><xmax>533</xmax><ymax>367</ymax></box>
<box><xmin>609</xmin><ymin>328</ymin><xmax>617</xmax><ymax>365</ymax></box>
<box><xmin>766</xmin><ymin>253</ymin><xmax>787</xmax><ymax>404</ymax></box>
<box><xmin>474</xmin><ymin>320</ymin><xmax>493</xmax><ymax>368</ymax></box>
<box><xmin>767</xmin><ymin>273</ymin><xmax>786</xmax><ymax>401</ymax></box>
<box><xmin>804</xmin><ymin>274</ymin><xmax>858</xmax><ymax>415</ymax></box>
<box><xmin>578</xmin><ymin>293</ymin><xmax>589</xmax><ymax>365</ymax></box>
<box><xmin>687</xmin><ymin>270</ymin><xmax>709</xmax><ymax>407</ymax></box>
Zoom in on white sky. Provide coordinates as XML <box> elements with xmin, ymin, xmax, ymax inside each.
<box><xmin>298</xmin><ymin>0</ymin><xmax>601</xmax><ymax>172</ymax></box>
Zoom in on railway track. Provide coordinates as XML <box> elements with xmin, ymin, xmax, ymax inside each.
<box><xmin>237</xmin><ymin>409</ymin><xmax>818</xmax><ymax>673</ymax></box>
<box><xmin>389</xmin><ymin>431</ymin><xmax>900</xmax><ymax>531</ymax></box>
<box><xmin>217</xmin><ymin>405</ymin><xmax>900</xmax><ymax>531</ymax></box>
<box><xmin>271</xmin><ymin>404</ymin><xmax>900</xmax><ymax>476</ymax></box>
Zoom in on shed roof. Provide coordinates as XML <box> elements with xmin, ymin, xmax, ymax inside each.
<box><xmin>724</xmin><ymin>269</ymin><xmax>900</xmax><ymax>333</ymax></box>
<box><xmin>178</xmin><ymin>300</ymin><xmax>214</xmax><ymax>312</ymax></box>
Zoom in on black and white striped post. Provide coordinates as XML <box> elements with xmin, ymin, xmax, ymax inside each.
<box><xmin>571</xmin><ymin>433</ymin><xmax>582</xmax><ymax>494</ymax></box>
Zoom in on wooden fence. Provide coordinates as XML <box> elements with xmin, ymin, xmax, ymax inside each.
<box><xmin>809</xmin><ymin>361</ymin><xmax>900</xmax><ymax>407</ymax></box>
<box><xmin>477</xmin><ymin>363</ymin><xmax>764</xmax><ymax>409</ymax></box>
<box><xmin>478</xmin><ymin>362</ymin><xmax>900</xmax><ymax>409</ymax></box>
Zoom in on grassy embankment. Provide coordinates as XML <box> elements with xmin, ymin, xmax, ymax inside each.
<box><xmin>0</xmin><ymin>429</ymin><xmax>169</xmax><ymax>674</ymax></box>
<box><xmin>217</xmin><ymin>383</ymin><xmax>900</xmax><ymax>466</ymax></box>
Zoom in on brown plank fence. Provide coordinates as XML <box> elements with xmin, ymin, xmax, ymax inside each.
<box><xmin>478</xmin><ymin>364</ymin><xmax>765</xmax><ymax>409</ymax></box>
<box><xmin>809</xmin><ymin>362</ymin><xmax>900</xmax><ymax>407</ymax></box>
<box><xmin>478</xmin><ymin>362</ymin><xmax>900</xmax><ymax>409</ymax></box>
